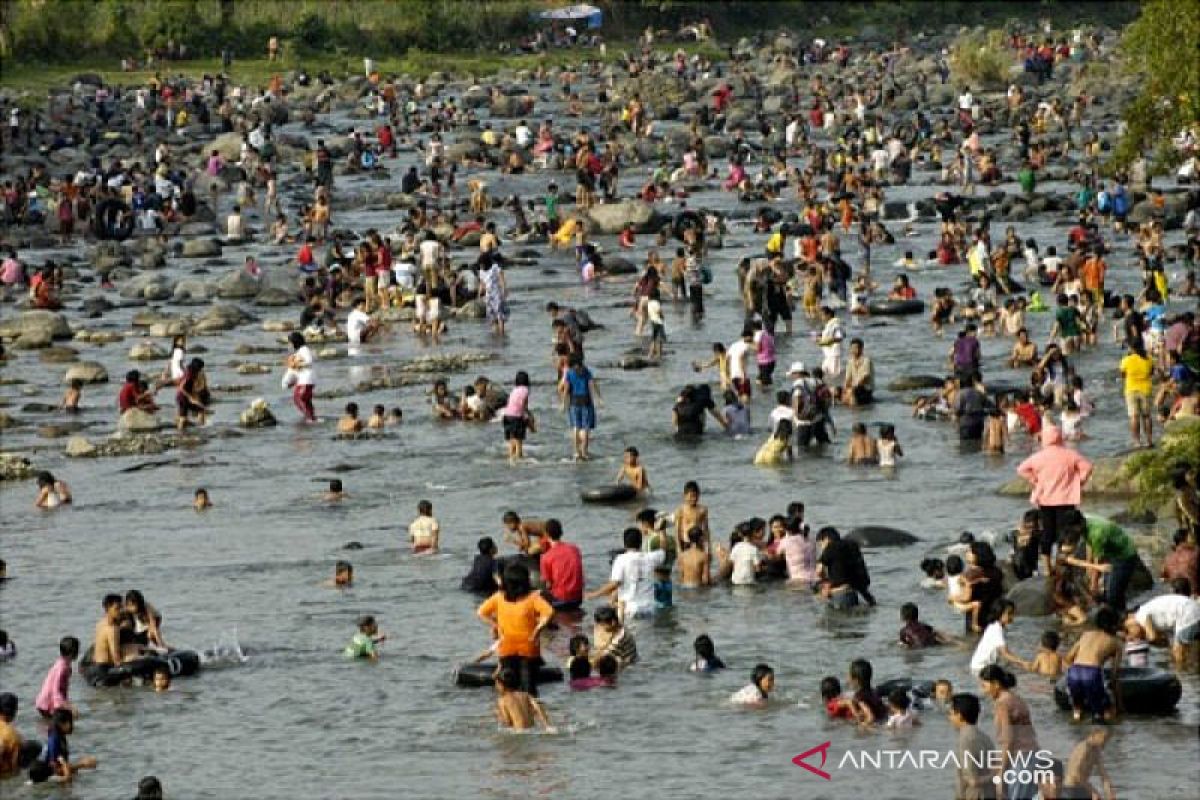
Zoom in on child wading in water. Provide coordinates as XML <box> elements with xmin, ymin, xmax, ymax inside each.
<box><xmin>730</xmin><ymin>663</ymin><xmax>774</xmax><ymax>706</ymax></box>
<box><xmin>495</xmin><ymin>667</ymin><xmax>555</xmax><ymax>731</ymax></box>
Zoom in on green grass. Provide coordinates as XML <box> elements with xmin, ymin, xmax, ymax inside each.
<box><xmin>1</xmin><ymin>40</ymin><xmax>725</xmax><ymax>100</ymax></box>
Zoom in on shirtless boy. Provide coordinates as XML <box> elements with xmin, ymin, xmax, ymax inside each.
<box><xmin>674</xmin><ymin>481</ymin><xmax>710</xmax><ymax>553</ymax></box>
<box><xmin>677</xmin><ymin>527</ymin><xmax>711</xmax><ymax>587</ymax></box>
<box><xmin>1064</xmin><ymin>606</ymin><xmax>1122</xmax><ymax>722</ymax></box>
<box><xmin>494</xmin><ymin>668</ymin><xmax>553</xmax><ymax>731</ymax></box>
<box><xmin>615</xmin><ymin>447</ymin><xmax>650</xmax><ymax>493</ymax></box>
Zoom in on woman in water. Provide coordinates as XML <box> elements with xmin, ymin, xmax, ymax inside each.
<box><xmin>34</xmin><ymin>471</ymin><xmax>72</xmax><ymax>509</ymax></box>
<box><xmin>979</xmin><ymin>665</ymin><xmax>1041</xmax><ymax>800</ymax></box>
<box><xmin>477</xmin><ymin>562</ymin><xmax>554</xmax><ymax>697</ymax></box>
<box><xmin>124</xmin><ymin>590</ymin><xmax>166</xmax><ymax>654</ymax></box>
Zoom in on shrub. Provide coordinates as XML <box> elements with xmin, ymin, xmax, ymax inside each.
<box><xmin>949</xmin><ymin>29</ymin><xmax>1011</xmax><ymax>89</ymax></box>
<box><xmin>1123</xmin><ymin>418</ymin><xmax>1200</xmax><ymax>511</ymax></box>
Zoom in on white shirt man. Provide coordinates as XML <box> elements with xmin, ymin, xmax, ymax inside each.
<box><xmin>514</xmin><ymin>123</ymin><xmax>532</xmax><ymax>148</ymax></box>
<box><xmin>610</xmin><ymin>548</ymin><xmax>665</xmax><ymax>618</ymax></box>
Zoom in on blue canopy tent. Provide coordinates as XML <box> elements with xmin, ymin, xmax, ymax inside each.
<box><xmin>537</xmin><ymin>4</ymin><xmax>603</xmax><ymax>29</ymax></box>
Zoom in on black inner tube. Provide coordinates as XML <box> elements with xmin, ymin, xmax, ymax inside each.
<box><xmin>92</xmin><ymin>198</ymin><xmax>134</xmax><ymax>241</ymax></box>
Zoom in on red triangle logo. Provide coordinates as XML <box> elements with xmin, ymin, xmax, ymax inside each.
<box><xmin>792</xmin><ymin>741</ymin><xmax>833</xmax><ymax>780</ymax></box>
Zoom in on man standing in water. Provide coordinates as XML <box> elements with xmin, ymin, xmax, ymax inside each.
<box><xmin>1017</xmin><ymin>425</ymin><xmax>1093</xmax><ymax>576</ymax></box>
<box><xmin>90</xmin><ymin>594</ymin><xmax>124</xmax><ymax>681</ymax></box>
<box><xmin>539</xmin><ymin>519</ymin><xmax>584</xmax><ymax>612</ymax></box>
<box><xmin>558</xmin><ymin>355</ymin><xmax>601</xmax><ymax>461</ymax></box>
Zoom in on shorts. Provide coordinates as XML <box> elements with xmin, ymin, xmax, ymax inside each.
<box><xmin>757</xmin><ymin>361</ymin><xmax>775</xmax><ymax>385</ymax></box>
<box><xmin>826</xmin><ymin>586</ymin><xmax>860</xmax><ymax>610</ymax></box>
<box><xmin>376</xmin><ymin>269</ymin><xmax>391</xmax><ymax>288</ymax></box>
<box><xmin>412</xmin><ymin>543</ymin><xmax>433</xmax><ymax>554</ymax></box>
<box><xmin>1037</xmin><ymin>505</ymin><xmax>1074</xmax><ymax>556</ymax></box>
<box><xmin>850</xmin><ymin>386</ymin><xmax>873</xmax><ymax>405</ymax></box>
<box><xmin>364</xmin><ymin>275</ymin><xmax>377</xmax><ymax>296</ymax></box>
<box><xmin>650</xmin><ymin>322</ymin><xmax>665</xmax><ymax>342</ymax></box>
<box><xmin>732</xmin><ymin>377</ymin><xmax>752</xmax><ymax>398</ymax></box>
<box><xmin>502</xmin><ymin>415</ymin><xmax>527</xmax><ymax>441</ymax></box>
<box><xmin>568</xmin><ymin>403</ymin><xmax>596</xmax><ymax>430</ymax></box>
<box><xmin>1066</xmin><ymin>664</ymin><xmax>1110</xmax><ymax>717</ymax></box>
<box><xmin>1124</xmin><ymin>390</ymin><xmax>1150</xmax><ymax>419</ymax></box>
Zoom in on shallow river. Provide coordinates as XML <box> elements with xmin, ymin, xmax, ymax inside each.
<box><xmin>1</xmin><ymin>89</ymin><xmax>1197</xmax><ymax>800</ymax></box>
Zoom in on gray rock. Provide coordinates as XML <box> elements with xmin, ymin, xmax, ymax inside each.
<box><xmin>14</xmin><ymin>329</ymin><xmax>53</xmax><ymax>349</ymax></box>
<box><xmin>173</xmin><ymin>279</ymin><xmax>211</xmax><ymax>304</ymax></box>
<box><xmin>888</xmin><ymin>375</ymin><xmax>945</xmax><ymax>391</ymax></box>
<box><xmin>0</xmin><ymin>310</ymin><xmax>71</xmax><ymax>341</ymax></box>
<box><xmin>65</xmin><ymin>436</ymin><xmax>98</xmax><ymax>457</ymax></box>
<box><xmin>1006</xmin><ymin>577</ymin><xmax>1054</xmax><ymax>617</ymax></box>
<box><xmin>239</xmin><ymin>401</ymin><xmax>278</xmax><ymax>428</ymax></box>
<box><xmin>119</xmin><ymin>408</ymin><xmax>165</xmax><ymax>433</ymax></box>
<box><xmin>181</xmin><ymin>238</ymin><xmax>223</xmax><ymax>258</ymax></box>
<box><xmin>254</xmin><ymin>287</ymin><xmax>295</xmax><ymax>307</ymax></box>
<box><xmin>129</xmin><ymin>341</ymin><xmax>168</xmax><ymax>361</ymax></box>
<box><xmin>64</xmin><ymin>361</ymin><xmax>109</xmax><ymax>384</ymax></box>
<box><xmin>0</xmin><ymin>452</ymin><xmax>37</xmax><ymax>480</ymax></box>
<box><xmin>604</xmin><ymin>257</ymin><xmax>638</xmax><ymax>276</ymax></box>
<box><xmin>846</xmin><ymin>526</ymin><xmax>919</xmax><ymax>547</ymax></box>
<box><xmin>216</xmin><ymin>269</ymin><xmax>262</xmax><ymax>299</ymax></box>
<box><xmin>194</xmin><ymin>304</ymin><xmax>253</xmax><ymax>332</ymax></box>
<box><xmin>586</xmin><ymin>200</ymin><xmax>667</xmax><ymax>234</ymax></box>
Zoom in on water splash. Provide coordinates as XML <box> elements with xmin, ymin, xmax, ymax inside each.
<box><xmin>199</xmin><ymin>628</ymin><xmax>249</xmax><ymax>667</ymax></box>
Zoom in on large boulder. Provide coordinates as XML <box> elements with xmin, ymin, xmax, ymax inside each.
<box><xmin>173</xmin><ymin>279</ymin><xmax>211</xmax><ymax>304</ymax></box>
<box><xmin>181</xmin><ymin>238</ymin><xmax>223</xmax><ymax>258</ymax></box>
<box><xmin>64</xmin><ymin>361</ymin><xmax>109</xmax><ymax>384</ymax></box>
<box><xmin>888</xmin><ymin>375</ymin><xmax>945</xmax><ymax>391</ymax></box>
<box><xmin>603</xmin><ymin>257</ymin><xmax>638</xmax><ymax>276</ymax></box>
<box><xmin>1006</xmin><ymin>577</ymin><xmax>1055</xmax><ymax>617</ymax></box>
<box><xmin>0</xmin><ymin>310</ymin><xmax>71</xmax><ymax>341</ymax></box>
<box><xmin>119</xmin><ymin>408</ymin><xmax>164</xmax><ymax>433</ymax></box>
<box><xmin>585</xmin><ymin>200</ymin><xmax>667</xmax><ymax>234</ymax></box>
<box><xmin>254</xmin><ymin>287</ymin><xmax>295</xmax><ymax>307</ymax></box>
<box><xmin>216</xmin><ymin>269</ymin><xmax>262</xmax><ymax>299</ymax></box>
<box><xmin>194</xmin><ymin>304</ymin><xmax>253</xmax><ymax>332</ymax></box>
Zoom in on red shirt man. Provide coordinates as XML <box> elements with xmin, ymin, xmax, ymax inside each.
<box><xmin>539</xmin><ymin>520</ymin><xmax>584</xmax><ymax>608</ymax></box>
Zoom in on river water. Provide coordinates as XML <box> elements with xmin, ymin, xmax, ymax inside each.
<box><xmin>1</xmin><ymin>80</ymin><xmax>1198</xmax><ymax>800</ymax></box>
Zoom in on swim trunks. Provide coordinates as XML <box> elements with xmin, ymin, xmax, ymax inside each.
<box><xmin>1065</xmin><ymin>664</ymin><xmax>1109</xmax><ymax>718</ymax></box>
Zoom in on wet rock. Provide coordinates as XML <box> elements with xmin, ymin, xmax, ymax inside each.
<box><xmin>129</xmin><ymin>341</ymin><xmax>168</xmax><ymax>361</ymax></box>
<box><xmin>138</xmin><ymin>251</ymin><xmax>167</xmax><ymax>270</ymax></box>
<box><xmin>236</xmin><ymin>364</ymin><xmax>272</xmax><ymax>375</ymax></box>
<box><xmin>64</xmin><ymin>361</ymin><xmax>109</xmax><ymax>384</ymax></box>
<box><xmin>20</xmin><ymin>402</ymin><xmax>58</xmax><ymax>413</ymax></box>
<box><xmin>455</xmin><ymin>298</ymin><xmax>487</xmax><ymax>319</ymax></box>
<box><xmin>39</xmin><ymin>346</ymin><xmax>80</xmax><ymax>363</ymax></box>
<box><xmin>73</xmin><ymin>330</ymin><xmax>125</xmax><ymax>344</ymax></box>
<box><xmin>997</xmin><ymin>455</ymin><xmax>1133</xmax><ymax>497</ymax></box>
<box><xmin>14</xmin><ymin>329</ymin><xmax>53</xmax><ymax>349</ymax></box>
<box><xmin>65</xmin><ymin>435</ymin><xmax>98</xmax><ymax>457</ymax></box>
<box><xmin>846</xmin><ymin>526</ymin><xmax>919</xmax><ymax>547</ymax></box>
<box><xmin>604</xmin><ymin>257</ymin><xmax>638</xmax><ymax>276</ymax></box>
<box><xmin>0</xmin><ymin>310</ymin><xmax>72</xmax><ymax>341</ymax></box>
<box><xmin>194</xmin><ymin>304</ymin><xmax>253</xmax><ymax>332</ymax></box>
<box><xmin>38</xmin><ymin>422</ymin><xmax>85</xmax><ymax>438</ymax></box>
<box><xmin>173</xmin><ymin>279</ymin><xmax>211</xmax><ymax>304</ymax></box>
<box><xmin>888</xmin><ymin>374</ymin><xmax>945</xmax><ymax>391</ymax></box>
<box><xmin>119</xmin><ymin>408</ymin><xmax>164</xmax><ymax>432</ymax></box>
<box><xmin>254</xmin><ymin>287</ymin><xmax>295</xmax><ymax>307</ymax></box>
<box><xmin>262</xmin><ymin>319</ymin><xmax>295</xmax><ymax>332</ymax></box>
<box><xmin>79</xmin><ymin>296</ymin><xmax>115</xmax><ymax>314</ymax></box>
<box><xmin>0</xmin><ymin>411</ymin><xmax>17</xmax><ymax>429</ymax></box>
<box><xmin>0</xmin><ymin>452</ymin><xmax>37</xmax><ymax>480</ymax></box>
<box><xmin>617</xmin><ymin>355</ymin><xmax>654</xmax><ymax>370</ymax></box>
<box><xmin>149</xmin><ymin>320</ymin><xmax>190</xmax><ymax>337</ymax></box>
<box><xmin>215</xmin><ymin>270</ymin><xmax>261</xmax><ymax>299</ymax></box>
<box><xmin>181</xmin><ymin>238</ymin><xmax>223</xmax><ymax>258</ymax></box>
<box><xmin>239</xmin><ymin>398</ymin><xmax>278</xmax><ymax>428</ymax></box>
<box><xmin>1006</xmin><ymin>578</ymin><xmax>1054</xmax><ymax>617</ymax></box>
<box><xmin>586</xmin><ymin>200</ymin><xmax>667</xmax><ymax>234</ymax></box>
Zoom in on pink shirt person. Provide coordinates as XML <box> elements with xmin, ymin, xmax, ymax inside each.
<box><xmin>1016</xmin><ymin>425</ymin><xmax>1093</xmax><ymax>507</ymax></box>
<box><xmin>35</xmin><ymin>651</ymin><xmax>75</xmax><ymax>716</ymax></box>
